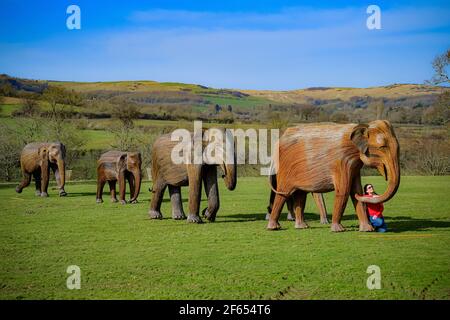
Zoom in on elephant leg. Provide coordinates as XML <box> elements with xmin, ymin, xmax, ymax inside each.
<box><xmin>265</xmin><ymin>189</ymin><xmax>276</xmax><ymax>220</ymax></box>
<box><xmin>267</xmin><ymin>193</ymin><xmax>286</xmax><ymax>230</ymax></box>
<box><xmin>293</xmin><ymin>190</ymin><xmax>309</xmax><ymax>229</ymax></box>
<box><xmin>149</xmin><ymin>179</ymin><xmax>166</xmax><ymax>219</ymax></box>
<box><xmin>350</xmin><ymin>175</ymin><xmax>374</xmax><ymax>232</ymax></box>
<box><xmin>331</xmin><ymin>193</ymin><xmax>349</xmax><ymax>232</ymax></box>
<box><xmin>286</xmin><ymin>197</ymin><xmax>295</xmax><ymax>221</ymax></box>
<box><xmin>33</xmin><ymin>170</ymin><xmax>42</xmax><ymax>196</ymax></box>
<box><xmin>202</xmin><ymin>165</ymin><xmax>219</xmax><ymax>222</ymax></box>
<box><xmin>40</xmin><ymin>162</ymin><xmax>50</xmax><ymax>197</ymax></box>
<box><xmin>16</xmin><ymin>171</ymin><xmax>32</xmax><ymax>194</ymax></box>
<box><xmin>312</xmin><ymin>193</ymin><xmax>329</xmax><ymax>224</ymax></box>
<box><xmin>52</xmin><ymin>165</ymin><xmax>67</xmax><ymax>196</ymax></box>
<box><xmin>96</xmin><ymin>178</ymin><xmax>106</xmax><ymax>203</ymax></box>
<box><xmin>169</xmin><ymin>186</ymin><xmax>186</xmax><ymax>220</ymax></box>
<box><xmin>108</xmin><ymin>180</ymin><xmax>118</xmax><ymax>203</ymax></box>
<box><xmin>187</xmin><ymin>165</ymin><xmax>203</xmax><ymax>223</ymax></box>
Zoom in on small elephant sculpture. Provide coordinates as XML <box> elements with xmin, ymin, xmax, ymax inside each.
<box><xmin>267</xmin><ymin>120</ymin><xmax>400</xmax><ymax>232</ymax></box>
<box><xmin>149</xmin><ymin>129</ymin><xmax>237</xmax><ymax>223</ymax></box>
<box><xmin>96</xmin><ymin>151</ymin><xmax>142</xmax><ymax>204</ymax></box>
<box><xmin>16</xmin><ymin>142</ymin><xmax>67</xmax><ymax>197</ymax></box>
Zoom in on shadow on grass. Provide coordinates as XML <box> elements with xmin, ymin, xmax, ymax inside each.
<box><xmin>222</xmin><ymin>212</ymin><xmax>450</xmax><ymax>232</ymax></box>
<box><xmin>336</xmin><ymin>214</ymin><xmax>450</xmax><ymax>233</ymax></box>
<box><xmin>161</xmin><ymin>198</ymin><xmax>188</xmax><ymax>203</ymax></box>
<box><xmin>66</xmin><ymin>192</ymin><xmax>97</xmax><ymax>197</ymax></box>
<box><xmin>384</xmin><ymin>218</ymin><xmax>450</xmax><ymax>233</ymax></box>
<box><xmin>223</xmin><ymin>212</ymin><xmax>323</xmax><ymax>222</ymax></box>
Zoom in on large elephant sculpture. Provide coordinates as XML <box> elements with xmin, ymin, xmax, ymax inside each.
<box><xmin>149</xmin><ymin>129</ymin><xmax>236</xmax><ymax>223</ymax></box>
<box><xmin>16</xmin><ymin>142</ymin><xmax>67</xmax><ymax>197</ymax></box>
<box><xmin>267</xmin><ymin>120</ymin><xmax>400</xmax><ymax>232</ymax></box>
<box><xmin>96</xmin><ymin>151</ymin><xmax>142</xmax><ymax>204</ymax></box>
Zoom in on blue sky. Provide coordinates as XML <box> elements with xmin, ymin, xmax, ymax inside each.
<box><xmin>0</xmin><ymin>0</ymin><xmax>449</xmax><ymax>89</ymax></box>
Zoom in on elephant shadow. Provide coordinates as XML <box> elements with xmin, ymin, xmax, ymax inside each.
<box><xmin>161</xmin><ymin>198</ymin><xmax>188</xmax><ymax>203</ymax></box>
<box><xmin>223</xmin><ymin>212</ymin><xmax>323</xmax><ymax>223</ymax></box>
<box><xmin>341</xmin><ymin>214</ymin><xmax>450</xmax><ymax>233</ymax></box>
<box><xmin>224</xmin><ymin>212</ymin><xmax>450</xmax><ymax>233</ymax></box>
<box><xmin>378</xmin><ymin>215</ymin><xmax>450</xmax><ymax>233</ymax></box>
<box><xmin>66</xmin><ymin>192</ymin><xmax>97</xmax><ymax>197</ymax></box>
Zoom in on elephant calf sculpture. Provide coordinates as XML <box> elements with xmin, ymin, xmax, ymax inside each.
<box><xmin>96</xmin><ymin>151</ymin><xmax>142</xmax><ymax>204</ymax></box>
<box><xmin>149</xmin><ymin>129</ymin><xmax>236</xmax><ymax>223</ymax></box>
<box><xmin>16</xmin><ymin>142</ymin><xmax>67</xmax><ymax>197</ymax></box>
<box><xmin>267</xmin><ymin>120</ymin><xmax>400</xmax><ymax>232</ymax></box>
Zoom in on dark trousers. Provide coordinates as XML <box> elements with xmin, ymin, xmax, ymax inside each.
<box><xmin>370</xmin><ymin>216</ymin><xmax>387</xmax><ymax>232</ymax></box>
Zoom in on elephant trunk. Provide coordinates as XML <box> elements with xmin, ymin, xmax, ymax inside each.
<box><xmin>218</xmin><ymin>135</ymin><xmax>237</xmax><ymax>191</ymax></box>
<box><xmin>223</xmin><ymin>160</ymin><xmax>237</xmax><ymax>191</ymax></box>
<box><xmin>131</xmin><ymin>170</ymin><xmax>142</xmax><ymax>201</ymax></box>
<box><xmin>356</xmin><ymin>156</ymin><xmax>400</xmax><ymax>204</ymax></box>
<box><xmin>57</xmin><ymin>158</ymin><xmax>65</xmax><ymax>189</ymax></box>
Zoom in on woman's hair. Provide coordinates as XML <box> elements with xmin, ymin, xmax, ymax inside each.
<box><xmin>363</xmin><ymin>184</ymin><xmax>378</xmax><ymax>195</ymax></box>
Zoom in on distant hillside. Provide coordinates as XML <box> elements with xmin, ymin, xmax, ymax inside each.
<box><xmin>0</xmin><ymin>74</ymin><xmax>48</xmax><ymax>93</ymax></box>
<box><xmin>1</xmin><ymin>74</ymin><xmax>448</xmax><ymax>124</ymax></box>
<box><xmin>0</xmin><ymin>74</ymin><xmax>273</xmax><ymax>110</ymax></box>
<box><xmin>243</xmin><ymin>84</ymin><xmax>448</xmax><ymax>110</ymax></box>
<box><xmin>2</xmin><ymin>74</ymin><xmax>447</xmax><ymax>110</ymax></box>
<box><xmin>243</xmin><ymin>84</ymin><xmax>444</xmax><ymax>102</ymax></box>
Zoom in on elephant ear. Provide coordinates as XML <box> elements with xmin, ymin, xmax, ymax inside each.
<box><xmin>350</xmin><ymin>124</ymin><xmax>369</xmax><ymax>154</ymax></box>
<box><xmin>116</xmin><ymin>153</ymin><xmax>127</xmax><ymax>172</ymax></box>
<box><xmin>38</xmin><ymin>146</ymin><xmax>49</xmax><ymax>163</ymax></box>
<box><xmin>136</xmin><ymin>153</ymin><xmax>142</xmax><ymax>167</ymax></box>
<box><xmin>60</xmin><ymin>143</ymin><xmax>67</xmax><ymax>158</ymax></box>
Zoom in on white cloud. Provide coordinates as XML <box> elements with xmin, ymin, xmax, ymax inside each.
<box><xmin>128</xmin><ymin>6</ymin><xmax>450</xmax><ymax>32</ymax></box>
<box><xmin>128</xmin><ymin>7</ymin><xmax>365</xmax><ymax>30</ymax></box>
<box><xmin>1</xmin><ymin>6</ymin><xmax>448</xmax><ymax>89</ymax></box>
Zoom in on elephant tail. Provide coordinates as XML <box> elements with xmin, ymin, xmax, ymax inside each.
<box><xmin>267</xmin><ymin>161</ymin><xmax>291</xmax><ymax>197</ymax></box>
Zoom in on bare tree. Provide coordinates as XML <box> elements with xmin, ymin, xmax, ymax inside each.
<box><xmin>42</xmin><ymin>86</ymin><xmax>67</xmax><ymax>118</ymax></box>
<box><xmin>0</xmin><ymin>82</ymin><xmax>15</xmax><ymax>97</ymax></box>
<box><xmin>111</xmin><ymin>102</ymin><xmax>141</xmax><ymax>129</ymax></box>
<box><xmin>417</xmin><ymin>140</ymin><xmax>450</xmax><ymax>175</ymax></box>
<box><xmin>298</xmin><ymin>104</ymin><xmax>316</xmax><ymax>121</ymax></box>
<box><xmin>330</xmin><ymin>111</ymin><xmax>349</xmax><ymax>123</ymax></box>
<box><xmin>109</xmin><ymin>102</ymin><xmax>142</xmax><ymax>151</ymax></box>
<box><xmin>367</xmin><ymin>99</ymin><xmax>386</xmax><ymax>120</ymax></box>
<box><xmin>41</xmin><ymin>86</ymin><xmax>74</xmax><ymax>141</ymax></box>
<box><xmin>18</xmin><ymin>98</ymin><xmax>41</xmax><ymax>117</ymax></box>
<box><xmin>427</xmin><ymin>49</ymin><xmax>450</xmax><ymax>85</ymax></box>
<box><xmin>0</xmin><ymin>124</ymin><xmax>21</xmax><ymax>181</ymax></box>
<box><xmin>376</xmin><ymin>100</ymin><xmax>385</xmax><ymax>120</ymax></box>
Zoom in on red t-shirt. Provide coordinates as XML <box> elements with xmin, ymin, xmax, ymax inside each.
<box><xmin>363</xmin><ymin>194</ymin><xmax>384</xmax><ymax>218</ymax></box>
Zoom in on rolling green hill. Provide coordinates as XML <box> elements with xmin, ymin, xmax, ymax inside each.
<box><xmin>2</xmin><ymin>74</ymin><xmax>448</xmax><ymax>113</ymax></box>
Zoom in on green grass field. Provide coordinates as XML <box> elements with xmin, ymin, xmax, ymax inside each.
<box><xmin>0</xmin><ymin>176</ymin><xmax>449</xmax><ymax>300</ymax></box>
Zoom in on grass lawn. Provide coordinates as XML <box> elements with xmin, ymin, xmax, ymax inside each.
<box><xmin>79</xmin><ymin>129</ymin><xmax>115</xmax><ymax>150</ymax></box>
<box><xmin>201</xmin><ymin>94</ymin><xmax>273</xmax><ymax>109</ymax></box>
<box><xmin>0</xmin><ymin>104</ymin><xmax>20</xmax><ymax>117</ymax></box>
<box><xmin>0</xmin><ymin>176</ymin><xmax>449</xmax><ymax>299</ymax></box>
